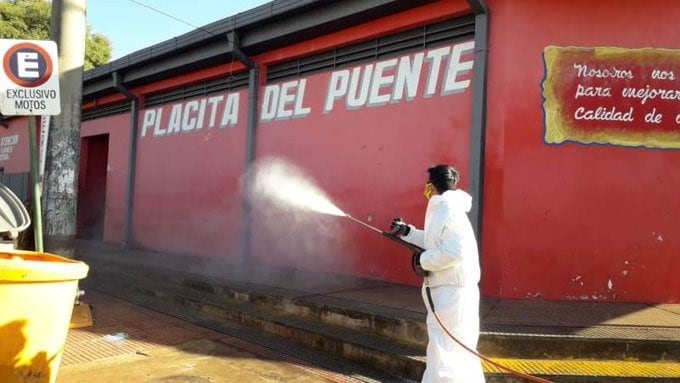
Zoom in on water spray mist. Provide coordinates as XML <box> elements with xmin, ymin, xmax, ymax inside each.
<box><xmin>247</xmin><ymin>158</ymin><xmax>556</xmax><ymax>383</ymax></box>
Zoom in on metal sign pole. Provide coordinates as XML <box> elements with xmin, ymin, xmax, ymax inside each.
<box><xmin>28</xmin><ymin>116</ymin><xmax>43</xmax><ymax>252</ymax></box>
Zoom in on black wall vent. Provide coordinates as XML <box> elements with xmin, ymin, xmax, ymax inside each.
<box><xmin>267</xmin><ymin>15</ymin><xmax>475</xmax><ymax>82</ymax></box>
<box><xmin>144</xmin><ymin>72</ymin><xmax>250</xmax><ymax>108</ymax></box>
<box><xmin>82</xmin><ymin>101</ymin><xmax>132</xmax><ymax>121</ymax></box>
<box><xmin>0</xmin><ymin>172</ymin><xmax>29</xmax><ymax>202</ymax></box>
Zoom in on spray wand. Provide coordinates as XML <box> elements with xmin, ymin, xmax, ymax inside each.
<box><xmin>345</xmin><ymin>215</ymin><xmax>425</xmax><ymax>255</ymax></box>
<box><xmin>344</xmin><ymin>214</ymin><xmax>435</xmax><ymax>310</ymax></box>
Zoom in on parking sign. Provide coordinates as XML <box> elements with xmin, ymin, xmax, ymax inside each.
<box><xmin>0</xmin><ymin>39</ymin><xmax>61</xmax><ymax>116</ymax></box>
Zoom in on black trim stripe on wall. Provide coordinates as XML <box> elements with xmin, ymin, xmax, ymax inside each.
<box><xmin>82</xmin><ymin>15</ymin><xmax>473</xmax><ymax>117</ymax></box>
<box><xmin>0</xmin><ymin>172</ymin><xmax>29</xmax><ymax>202</ymax></box>
<box><xmin>83</xmin><ymin>72</ymin><xmax>250</xmax><ymax>120</ymax></box>
<box><xmin>267</xmin><ymin>15</ymin><xmax>475</xmax><ymax>82</ymax></box>
<box><xmin>82</xmin><ymin>101</ymin><xmax>132</xmax><ymax>121</ymax></box>
<box><xmin>144</xmin><ymin>73</ymin><xmax>251</xmax><ymax>108</ymax></box>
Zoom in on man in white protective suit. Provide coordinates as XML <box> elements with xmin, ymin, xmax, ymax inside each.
<box><xmin>390</xmin><ymin>164</ymin><xmax>485</xmax><ymax>383</ymax></box>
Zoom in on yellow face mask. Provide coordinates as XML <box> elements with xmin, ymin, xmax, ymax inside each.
<box><xmin>423</xmin><ymin>183</ymin><xmax>436</xmax><ymax>200</ymax></box>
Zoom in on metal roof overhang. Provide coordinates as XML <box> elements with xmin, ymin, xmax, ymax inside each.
<box><xmin>82</xmin><ymin>0</ymin><xmax>444</xmax><ymax>101</ymax></box>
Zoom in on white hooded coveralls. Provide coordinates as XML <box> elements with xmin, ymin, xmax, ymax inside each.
<box><xmin>402</xmin><ymin>189</ymin><xmax>485</xmax><ymax>383</ymax></box>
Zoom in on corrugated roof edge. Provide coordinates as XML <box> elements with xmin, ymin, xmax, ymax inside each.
<box><xmin>82</xmin><ymin>0</ymin><xmax>317</xmax><ymax>82</ymax></box>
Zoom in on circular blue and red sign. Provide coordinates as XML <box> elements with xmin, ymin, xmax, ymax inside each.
<box><xmin>3</xmin><ymin>42</ymin><xmax>53</xmax><ymax>88</ymax></box>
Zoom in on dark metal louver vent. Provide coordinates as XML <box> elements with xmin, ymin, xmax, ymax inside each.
<box><xmin>144</xmin><ymin>72</ymin><xmax>250</xmax><ymax>108</ymax></box>
<box><xmin>0</xmin><ymin>172</ymin><xmax>29</xmax><ymax>202</ymax></box>
<box><xmin>82</xmin><ymin>101</ymin><xmax>132</xmax><ymax>121</ymax></box>
<box><xmin>267</xmin><ymin>15</ymin><xmax>475</xmax><ymax>82</ymax></box>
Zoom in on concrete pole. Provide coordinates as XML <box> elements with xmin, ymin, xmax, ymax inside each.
<box><xmin>43</xmin><ymin>0</ymin><xmax>87</xmax><ymax>258</ymax></box>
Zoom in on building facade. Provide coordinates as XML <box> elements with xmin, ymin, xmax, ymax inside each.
<box><xmin>2</xmin><ymin>0</ymin><xmax>678</xmax><ymax>303</ymax></box>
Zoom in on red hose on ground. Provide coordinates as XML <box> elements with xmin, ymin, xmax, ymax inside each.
<box><xmin>431</xmin><ymin>311</ymin><xmax>554</xmax><ymax>383</ymax></box>
<box><xmin>425</xmin><ymin>283</ymin><xmax>554</xmax><ymax>383</ymax></box>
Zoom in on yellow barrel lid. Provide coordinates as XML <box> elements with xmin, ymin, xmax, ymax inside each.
<box><xmin>0</xmin><ymin>250</ymin><xmax>89</xmax><ymax>282</ymax></box>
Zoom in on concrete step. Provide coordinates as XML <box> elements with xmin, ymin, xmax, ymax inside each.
<box><xmin>87</xmin><ymin>270</ymin><xmax>426</xmax><ymax>381</ymax></box>
<box><xmin>82</xmin><ymin>261</ymin><xmax>680</xmax><ymax>383</ymax></box>
<box><xmin>84</xmin><ymin>256</ymin><xmax>680</xmax><ymax>362</ymax></box>
<box><xmin>83</xmin><ymin>283</ymin><xmax>411</xmax><ymax>383</ymax></box>
<box><xmin>85</xmin><ymin>256</ymin><xmax>429</xmax><ymax>345</ymax></box>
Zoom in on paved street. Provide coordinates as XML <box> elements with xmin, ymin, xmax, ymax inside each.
<box><xmin>58</xmin><ymin>290</ymin><xmax>352</xmax><ymax>383</ymax></box>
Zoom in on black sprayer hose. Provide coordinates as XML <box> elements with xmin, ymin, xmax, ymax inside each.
<box><xmin>344</xmin><ymin>215</ymin><xmax>554</xmax><ymax>383</ymax></box>
<box><xmin>424</xmin><ymin>284</ymin><xmax>554</xmax><ymax>383</ymax></box>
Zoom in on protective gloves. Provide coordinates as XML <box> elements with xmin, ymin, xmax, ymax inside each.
<box><xmin>390</xmin><ymin>218</ymin><xmax>428</xmax><ymax>277</ymax></box>
<box><xmin>390</xmin><ymin>218</ymin><xmax>410</xmax><ymax>236</ymax></box>
<box><xmin>411</xmin><ymin>250</ymin><xmax>429</xmax><ymax>277</ymax></box>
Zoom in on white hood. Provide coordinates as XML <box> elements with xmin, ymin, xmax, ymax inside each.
<box><xmin>429</xmin><ymin>189</ymin><xmax>473</xmax><ymax>213</ymax></box>
<box><xmin>402</xmin><ymin>186</ymin><xmax>480</xmax><ymax>288</ymax></box>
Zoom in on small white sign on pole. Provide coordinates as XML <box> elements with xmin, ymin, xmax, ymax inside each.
<box><xmin>0</xmin><ymin>39</ymin><xmax>61</xmax><ymax>116</ymax></box>
<box><xmin>39</xmin><ymin>115</ymin><xmax>50</xmax><ymax>193</ymax></box>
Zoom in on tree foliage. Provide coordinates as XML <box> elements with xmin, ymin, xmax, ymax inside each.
<box><xmin>84</xmin><ymin>27</ymin><xmax>112</xmax><ymax>71</ymax></box>
<box><xmin>0</xmin><ymin>0</ymin><xmax>111</xmax><ymax>70</ymax></box>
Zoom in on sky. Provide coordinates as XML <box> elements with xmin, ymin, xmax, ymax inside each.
<box><xmin>87</xmin><ymin>0</ymin><xmax>271</xmax><ymax>61</ymax></box>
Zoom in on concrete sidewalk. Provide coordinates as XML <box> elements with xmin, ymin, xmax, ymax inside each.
<box><xmin>74</xmin><ymin>239</ymin><xmax>680</xmax><ymax>345</ymax></box>
<box><xmin>73</xmin><ymin>240</ymin><xmax>680</xmax><ymax>382</ymax></box>
<box><xmin>60</xmin><ymin>290</ymin><xmax>366</xmax><ymax>383</ymax></box>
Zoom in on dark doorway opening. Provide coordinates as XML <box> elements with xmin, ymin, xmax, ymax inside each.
<box><xmin>77</xmin><ymin>134</ymin><xmax>109</xmax><ymax>240</ymax></box>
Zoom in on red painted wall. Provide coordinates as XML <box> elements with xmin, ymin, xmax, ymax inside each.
<box><xmin>0</xmin><ymin>118</ymin><xmax>30</xmax><ymax>174</ymax></box>
<box><xmin>110</xmin><ymin>0</ymin><xmax>474</xmax><ymax>277</ymax></box>
<box><xmin>81</xmin><ymin>114</ymin><xmax>131</xmax><ymax>243</ymax></box>
<box><xmin>243</xmin><ymin>0</ymin><xmax>473</xmax><ymax>284</ymax></box>
<box><xmin>483</xmin><ymin>0</ymin><xmax>680</xmax><ymax>303</ymax></box>
<box><xmin>132</xmin><ymin>90</ymin><xmax>248</xmax><ymax>258</ymax></box>
<box><xmin>251</xmin><ymin>41</ymin><xmax>474</xmax><ymax>284</ymax></box>
<box><xmin>78</xmin><ymin>0</ymin><xmax>679</xmax><ymax>303</ymax></box>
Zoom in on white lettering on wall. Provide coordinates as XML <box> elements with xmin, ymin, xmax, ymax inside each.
<box><xmin>141</xmin><ymin>109</ymin><xmax>158</xmax><ymax>137</ymax></box>
<box><xmin>573</xmin><ymin>63</ymin><xmax>634</xmax><ymax>79</ymax></box>
<box><xmin>261</xmin><ymin>86</ymin><xmax>279</xmax><ymax>121</ymax></box>
<box><xmin>574</xmin><ymin>84</ymin><xmax>612</xmax><ymax>99</ymax></box>
<box><xmin>644</xmin><ymin>107</ymin><xmax>663</xmax><ymax>124</ymax></box>
<box><xmin>559</xmin><ymin>60</ymin><xmax>680</xmax><ymax>135</ymax></box>
<box><xmin>182</xmin><ymin>100</ymin><xmax>199</xmax><ymax>132</ymax></box>
<box><xmin>443</xmin><ymin>41</ymin><xmax>475</xmax><ymax>95</ymax></box>
<box><xmin>277</xmin><ymin>81</ymin><xmax>297</xmax><ymax>118</ymax></box>
<box><xmin>621</xmin><ymin>85</ymin><xmax>680</xmax><ymax>105</ymax></box>
<box><xmin>0</xmin><ymin>134</ymin><xmax>19</xmax><ymax>162</ymax></box>
<box><xmin>651</xmin><ymin>69</ymin><xmax>675</xmax><ymax>80</ymax></box>
<box><xmin>260</xmin><ymin>79</ymin><xmax>311</xmax><ymax>121</ymax></box>
<box><xmin>574</xmin><ymin>106</ymin><xmax>634</xmax><ymax>122</ymax></box>
<box><xmin>425</xmin><ymin>46</ymin><xmax>450</xmax><ymax>97</ymax></box>
<box><xmin>347</xmin><ymin>65</ymin><xmax>374</xmax><ymax>109</ymax></box>
<box><xmin>139</xmin><ymin>41</ymin><xmax>476</xmax><ymax>135</ymax></box>
<box><xmin>207</xmin><ymin>95</ymin><xmax>224</xmax><ymax>127</ymax></box>
<box><xmin>167</xmin><ymin>104</ymin><xmax>182</xmax><ymax>134</ymax></box>
<box><xmin>368</xmin><ymin>59</ymin><xmax>397</xmax><ymax>106</ymax></box>
<box><xmin>323</xmin><ymin>41</ymin><xmax>475</xmax><ymax>112</ymax></box>
<box><xmin>392</xmin><ymin>53</ymin><xmax>423</xmax><ymax>103</ymax></box>
<box><xmin>220</xmin><ymin>93</ymin><xmax>240</xmax><ymax>126</ymax></box>
<box><xmin>140</xmin><ymin>92</ymin><xmax>240</xmax><ymax>138</ymax></box>
<box><xmin>325</xmin><ymin>70</ymin><xmax>350</xmax><ymax>113</ymax></box>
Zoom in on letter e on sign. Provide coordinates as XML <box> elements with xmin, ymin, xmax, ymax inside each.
<box><xmin>0</xmin><ymin>39</ymin><xmax>61</xmax><ymax>116</ymax></box>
